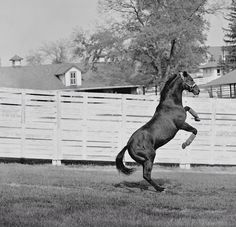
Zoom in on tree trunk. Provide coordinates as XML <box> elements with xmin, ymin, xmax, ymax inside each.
<box><xmin>159</xmin><ymin>39</ymin><xmax>176</xmax><ymax>91</ymax></box>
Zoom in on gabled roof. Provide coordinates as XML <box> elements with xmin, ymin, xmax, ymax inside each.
<box><xmin>203</xmin><ymin>70</ymin><xmax>236</xmax><ymax>87</ymax></box>
<box><xmin>0</xmin><ymin>63</ymin><xmax>82</xmax><ymax>90</ymax></box>
<box><xmin>199</xmin><ymin>61</ymin><xmax>219</xmax><ymax>69</ymax></box>
<box><xmin>9</xmin><ymin>55</ymin><xmax>23</xmax><ymax>61</ymax></box>
<box><xmin>54</xmin><ymin>64</ymin><xmax>82</xmax><ymax>76</ymax></box>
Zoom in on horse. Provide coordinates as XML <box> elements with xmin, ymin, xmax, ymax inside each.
<box><xmin>116</xmin><ymin>71</ymin><xmax>200</xmax><ymax>192</ymax></box>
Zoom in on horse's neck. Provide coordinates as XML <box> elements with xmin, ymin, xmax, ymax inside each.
<box><xmin>161</xmin><ymin>82</ymin><xmax>183</xmax><ymax>106</ymax></box>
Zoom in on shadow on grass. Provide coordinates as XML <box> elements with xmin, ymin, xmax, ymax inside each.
<box><xmin>113</xmin><ymin>178</ymin><xmax>177</xmax><ymax>193</ymax></box>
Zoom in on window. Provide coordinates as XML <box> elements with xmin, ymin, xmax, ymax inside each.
<box><xmin>70</xmin><ymin>71</ymin><xmax>77</xmax><ymax>85</ymax></box>
<box><xmin>217</xmin><ymin>69</ymin><xmax>221</xmax><ymax>76</ymax></box>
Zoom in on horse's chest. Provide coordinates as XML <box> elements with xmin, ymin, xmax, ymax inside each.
<box><xmin>173</xmin><ymin>110</ymin><xmax>187</xmax><ymax>127</ymax></box>
<box><xmin>175</xmin><ymin>115</ymin><xmax>186</xmax><ymax>127</ymax></box>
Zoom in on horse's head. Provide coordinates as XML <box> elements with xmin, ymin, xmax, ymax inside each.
<box><xmin>180</xmin><ymin>71</ymin><xmax>200</xmax><ymax>95</ymax></box>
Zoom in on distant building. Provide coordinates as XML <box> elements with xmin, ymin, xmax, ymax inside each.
<box><xmin>194</xmin><ymin>46</ymin><xmax>226</xmax><ymax>85</ymax></box>
<box><xmin>9</xmin><ymin>55</ymin><xmax>24</xmax><ymax>67</ymax></box>
<box><xmin>0</xmin><ymin>55</ymin><xmax>141</xmax><ymax>94</ymax></box>
<box><xmin>202</xmin><ymin>69</ymin><xmax>236</xmax><ymax>98</ymax></box>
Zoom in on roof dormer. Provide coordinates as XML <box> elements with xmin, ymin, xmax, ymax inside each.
<box><xmin>55</xmin><ymin>65</ymin><xmax>82</xmax><ymax>87</ymax></box>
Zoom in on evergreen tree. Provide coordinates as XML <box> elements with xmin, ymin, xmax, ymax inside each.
<box><xmin>223</xmin><ymin>0</ymin><xmax>236</xmax><ymax>73</ymax></box>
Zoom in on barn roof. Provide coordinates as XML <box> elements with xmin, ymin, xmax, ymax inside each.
<box><xmin>79</xmin><ymin>66</ymin><xmax>133</xmax><ymax>89</ymax></box>
<box><xmin>0</xmin><ymin>63</ymin><xmax>82</xmax><ymax>90</ymax></box>
<box><xmin>54</xmin><ymin>64</ymin><xmax>82</xmax><ymax>76</ymax></box>
<box><xmin>0</xmin><ymin>63</ymin><xmax>139</xmax><ymax>91</ymax></box>
<box><xmin>203</xmin><ymin>69</ymin><xmax>236</xmax><ymax>87</ymax></box>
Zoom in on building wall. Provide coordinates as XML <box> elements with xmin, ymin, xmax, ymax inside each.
<box><xmin>194</xmin><ymin>46</ymin><xmax>225</xmax><ymax>86</ymax></box>
<box><xmin>203</xmin><ymin>67</ymin><xmax>222</xmax><ymax>78</ymax></box>
<box><xmin>194</xmin><ymin>67</ymin><xmax>223</xmax><ymax>85</ymax></box>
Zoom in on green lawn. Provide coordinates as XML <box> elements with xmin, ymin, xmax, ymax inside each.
<box><xmin>0</xmin><ymin>164</ymin><xmax>236</xmax><ymax>227</ymax></box>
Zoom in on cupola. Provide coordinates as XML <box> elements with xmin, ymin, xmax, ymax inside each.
<box><xmin>9</xmin><ymin>55</ymin><xmax>23</xmax><ymax>67</ymax></box>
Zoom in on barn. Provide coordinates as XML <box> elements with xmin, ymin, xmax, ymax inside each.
<box><xmin>202</xmin><ymin>69</ymin><xmax>236</xmax><ymax>98</ymax></box>
<box><xmin>0</xmin><ymin>56</ymin><xmax>142</xmax><ymax>94</ymax></box>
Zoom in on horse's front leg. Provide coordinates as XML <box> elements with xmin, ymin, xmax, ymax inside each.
<box><xmin>180</xmin><ymin>122</ymin><xmax>197</xmax><ymax>149</ymax></box>
<box><xmin>184</xmin><ymin>106</ymin><xmax>200</xmax><ymax>121</ymax></box>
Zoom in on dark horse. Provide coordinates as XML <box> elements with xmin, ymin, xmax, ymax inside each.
<box><xmin>116</xmin><ymin>71</ymin><xmax>200</xmax><ymax>192</ymax></box>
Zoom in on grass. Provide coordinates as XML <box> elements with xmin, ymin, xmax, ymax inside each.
<box><xmin>0</xmin><ymin>164</ymin><xmax>236</xmax><ymax>227</ymax></box>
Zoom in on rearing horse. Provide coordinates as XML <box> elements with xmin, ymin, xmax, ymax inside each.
<box><xmin>116</xmin><ymin>71</ymin><xmax>200</xmax><ymax>192</ymax></box>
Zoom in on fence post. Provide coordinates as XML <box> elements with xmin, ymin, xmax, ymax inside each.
<box><xmin>53</xmin><ymin>91</ymin><xmax>61</xmax><ymax>166</ymax></box>
<box><xmin>82</xmin><ymin>93</ymin><xmax>88</xmax><ymax>160</ymax></box>
<box><xmin>179</xmin><ymin>130</ymin><xmax>191</xmax><ymax>169</ymax></box>
<box><xmin>210</xmin><ymin>98</ymin><xmax>216</xmax><ymax>165</ymax></box>
<box><xmin>180</xmin><ymin>98</ymin><xmax>191</xmax><ymax>169</ymax></box>
<box><xmin>119</xmin><ymin>95</ymin><xmax>128</xmax><ymax>162</ymax></box>
<box><xmin>20</xmin><ymin>91</ymin><xmax>26</xmax><ymax>159</ymax></box>
<box><xmin>121</xmin><ymin>95</ymin><xmax>127</xmax><ymax>146</ymax></box>
<box><xmin>179</xmin><ymin>147</ymin><xmax>191</xmax><ymax>169</ymax></box>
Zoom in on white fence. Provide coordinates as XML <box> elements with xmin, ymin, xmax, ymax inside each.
<box><xmin>0</xmin><ymin>88</ymin><xmax>236</xmax><ymax>166</ymax></box>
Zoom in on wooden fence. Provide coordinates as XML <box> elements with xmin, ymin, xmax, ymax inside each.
<box><xmin>0</xmin><ymin>88</ymin><xmax>236</xmax><ymax>166</ymax></box>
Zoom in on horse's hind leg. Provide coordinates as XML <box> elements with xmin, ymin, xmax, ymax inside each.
<box><xmin>143</xmin><ymin>157</ymin><xmax>165</xmax><ymax>192</ymax></box>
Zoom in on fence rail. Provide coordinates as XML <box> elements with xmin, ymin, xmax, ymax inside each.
<box><xmin>0</xmin><ymin>88</ymin><xmax>236</xmax><ymax>166</ymax></box>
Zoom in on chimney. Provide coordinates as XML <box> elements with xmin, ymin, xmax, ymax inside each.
<box><xmin>9</xmin><ymin>55</ymin><xmax>23</xmax><ymax>67</ymax></box>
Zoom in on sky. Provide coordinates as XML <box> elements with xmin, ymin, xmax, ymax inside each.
<box><xmin>205</xmin><ymin>11</ymin><xmax>229</xmax><ymax>46</ymax></box>
<box><xmin>0</xmin><ymin>0</ymin><xmax>100</xmax><ymax>66</ymax></box>
<box><xmin>0</xmin><ymin>0</ymin><xmax>232</xmax><ymax>66</ymax></box>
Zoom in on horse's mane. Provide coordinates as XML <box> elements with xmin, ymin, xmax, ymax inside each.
<box><xmin>160</xmin><ymin>74</ymin><xmax>179</xmax><ymax>99</ymax></box>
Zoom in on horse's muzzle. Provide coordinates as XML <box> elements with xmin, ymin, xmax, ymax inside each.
<box><xmin>192</xmin><ymin>84</ymin><xmax>200</xmax><ymax>95</ymax></box>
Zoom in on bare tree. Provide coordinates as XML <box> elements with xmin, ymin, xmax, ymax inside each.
<box><xmin>26</xmin><ymin>39</ymin><xmax>72</xmax><ymax>65</ymax></box>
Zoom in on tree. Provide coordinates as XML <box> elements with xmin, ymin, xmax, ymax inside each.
<box><xmin>222</xmin><ymin>0</ymin><xmax>236</xmax><ymax>73</ymax></box>
<box><xmin>26</xmin><ymin>39</ymin><xmax>72</xmax><ymax>65</ymax></box>
<box><xmin>97</xmin><ymin>0</ymin><xmax>223</xmax><ymax>88</ymax></box>
<box><xmin>26</xmin><ymin>51</ymin><xmax>44</xmax><ymax>65</ymax></box>
<box><xmin>40</xmin><ymin>39</ymin><xmax>71</xmax><ymax>64</ymax></box>
<box><xmin>72</xmin><ymin>28</ymin><xmax>128</xmax><ymax>70</ymax></box>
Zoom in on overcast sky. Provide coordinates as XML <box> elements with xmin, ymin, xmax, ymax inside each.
<box><xmin>0</xmin><ymin>0</ymin><xmax>231</xmax><ymax>66</ymax></box>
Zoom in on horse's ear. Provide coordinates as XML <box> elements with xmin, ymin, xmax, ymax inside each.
<box><xmin>183</xmin><ymin>71</ymin><xmax>188</xmax><ymax>77</ymax></box>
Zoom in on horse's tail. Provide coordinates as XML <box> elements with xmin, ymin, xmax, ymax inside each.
<box><xmin>116</xmin><ymin>145</ymin><xmax>135</xmax><ymax>175</ymax></box>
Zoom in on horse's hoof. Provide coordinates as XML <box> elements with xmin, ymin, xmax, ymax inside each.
<box><xmin>182</xmin><ymin>143</ymin><xmax>186</xmax><ymax>149</ymax></box>
<box><xmin>194</xmin><ymin>117</ymin><xmax>200</xmax><ymax>122</ymax></box>
<box><xmin>161</xmin><ymin>188</ymin><xmax>168</xmax><ymax>193</ymax></box>
<box><xmin>156</xmin><ymin>186</ymin><xmax>165</xmax><ymax>192</ymax></box>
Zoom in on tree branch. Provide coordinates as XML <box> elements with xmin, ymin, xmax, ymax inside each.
<box><xmin>130</xmin><ymin>0</ymin><xmax>145</xmax><ymax>26</ymax></box>
<box><xmin>164</xmin><ymin>39</ymin><xmax>176</xmax><ymax>77</ymax></box>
